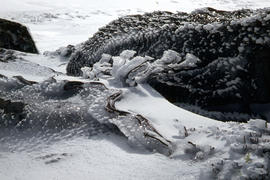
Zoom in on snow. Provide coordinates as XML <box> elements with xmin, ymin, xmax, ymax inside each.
<box><xmin>115</xmin><ymin>84</ymin><xmax>224</xmax><ymax>140</ymax></box>
<box><xmin>111</xmin><ymin>52</ymin><xmax>153</xmax><ymax>86</ymax></box>
<box><xmin>1</xmin><ymin>134</ymin><xmax>200</xmax><ymax>180</ymax></box>
<box><xmin>179</xmin><ymin>53</ymin><xmax>201</xmax><ymax>69</ymax></box>
<box><xmin>1</xmin><ymin>0</ymin><xmax>270</xmax><ymax>52</ymax></box>
<box><xmin>1</xmin><ymin>0</ymin><xmax>270</xmax><ymax>180</ymax></box>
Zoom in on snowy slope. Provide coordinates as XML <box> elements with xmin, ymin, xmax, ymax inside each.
<box><xmin>1</xmin><ymin>134</ymin><xmax>198</xmax><ymax>180</ymax></box>
<box><xmin>0</xmin><ymin>51</ymin><xmax>270</xmax><ymax>179</ymax></box>
<box><xmin>1</xmin><ymin>0</ymin><xmax>270</xmax><ymax>52</ymax></box>
<box><xmin>1</xmin><ymin>1</ymin><xmax>270</xmax><ymax>180</ymax></box>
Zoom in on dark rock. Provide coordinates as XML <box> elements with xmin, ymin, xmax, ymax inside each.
<box><xmin>13</xmin><ymin>75</ymin><xmax>37</xmax><ymax>85</ymax></box>
<box><xmin>0</xmin><ymin>99</ymin><xmax>25</xmax><ymax>114</ymax></box>
<box><xmin>0</xmin><ymin>98</ymin><xmax>26</xmax><ymax>127</ymax></box>
<box><xmin>63</xmin><ymin>81</ymin><xmax>84</xmax><ymax>91</ymax></box>
<box><xmin>0</xmin><ymin>73</ymin><xmax>7</xmax><ymax>79</ymax></box>
<box><xmin>62</xmin><ymin>81</ymin><xmax>84</xmax><ymax>98</ymax></box>
<box><xmin>66</xmin><ymin>8</ymin><xmax>270</xmax><ymax>121</ymax></box>
<box><xmin>0</xmin><ymin>18</ymin><xmax>38</xmax><ymax>53</ymax></box>
<box><xmin>0</xmin><ymin>48</ymin><xmax>17</xmax><ymax>62</ymax></box>
<box><xmin>44</xmin><ymin>45</ymin><xmax>76</xmax><ymax>58</ymax></box>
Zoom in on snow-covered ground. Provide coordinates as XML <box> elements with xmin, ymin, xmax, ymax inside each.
<box><xmin>1</xmin><ymin>1</ymin><xmax>270</xmax><ymax>180</ymax></box>
<box><xmin>1</xmin><ymin>0</ymin><xmax>270</xmax><ymax>52</ymax></box>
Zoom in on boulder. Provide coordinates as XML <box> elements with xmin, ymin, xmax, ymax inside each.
<box><xmin>66</xmin><ymin>8</ymin><xmax>270</xmax><ymax>120</ymax></box>
<box><xmin>0</xmin><ymin>97</ymin><xmax>26</xmax><ymax>128</ymax></box>
<box><xmin>0</xmin><ymin>18</ymin><xmax>38</xmax><ymax>53</ymax></box>
<box><xmin>67</xmin><ymin>8</ymin><xmax>270</xmax><ymax>118</ymax></box>
<box><xmin>66</xmin><ymin>8</ymin><xmax>270</xmax><ymax>76</ymax></box>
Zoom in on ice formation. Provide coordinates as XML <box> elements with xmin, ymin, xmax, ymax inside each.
<box><xmin>67</xmin><ymin>8</ymin><xmax>270</xmax><ymax>121</ymax></box>
<box><xmin>81</xmin><ymin>49</ymin><xmax>201</xmax><ymax>87</ymax></box>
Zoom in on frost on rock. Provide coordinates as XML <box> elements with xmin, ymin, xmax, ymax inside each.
<box><xmin>67</xmin><ymin>7</ymin><xmax>270</xmax><ymax>77</ymax></box>
<box><xmin>69</xmin><ymin>7</ymin><xmax>270</xmax><ymax>121</ymax></box>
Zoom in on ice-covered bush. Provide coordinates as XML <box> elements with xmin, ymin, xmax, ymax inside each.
<box><xmin>81</xmin><ymin>49</ymin><xmax>201</xmax><ymax>87</ymax></box>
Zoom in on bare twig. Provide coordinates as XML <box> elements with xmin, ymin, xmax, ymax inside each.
<box><xmin>184</xmin><ymin>126</ymin><xmax>188</xmax><ymax>137</ymax></box>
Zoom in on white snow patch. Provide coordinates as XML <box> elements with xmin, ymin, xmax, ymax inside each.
<box><xmin>116</xmin><ymin>84</ymin><xmax>224</xmax><ymax>140</ymax></box>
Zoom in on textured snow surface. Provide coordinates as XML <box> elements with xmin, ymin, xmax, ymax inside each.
<box><xmin>1</xmin><ymin>0</ymin><xmax>270</xmax><ymax>52</ymax></box>
<box><xmin>1</xmin><ymin>46</ymin><xmax>270</xmax><ymax>180</ymax></box>
<box><xmin>1</xmin><ymin>134</ymin><xmax>198</xmax><ymax>180</ymax></box>
<box><xmin>1</xmin><ymin>0</ymin><xmax>270</xmax><ymax>180</ymax></box>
